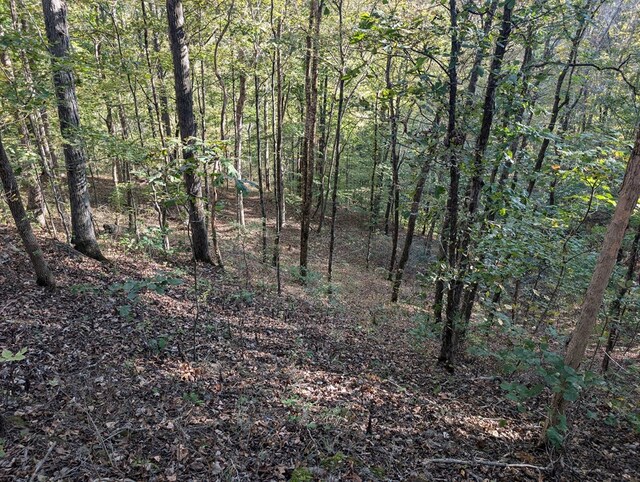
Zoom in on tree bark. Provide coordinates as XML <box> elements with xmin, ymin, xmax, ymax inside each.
<box><xmin>0</xmin><ymin>132</ymin><xmax>55</xmax><ymax>287</ymax></box>
<box><xmin>386</xmin><ymin>52</ymin><xmax>401</xmax><ymax>282</ymax></box>
<box><xmin>602</xmin><ymin>221</ymin><xmax>640</xmax><ymax>372</ymax></box>
<box><xmin>452</xmin><ymin>1</ymin><xmax>514</xmax><ymax>330</ymax></box>
<box><xmin>166</xmin><ymin>0</ymin><xmax>211</xmax><ymax>263</ymax></box>
<box><xmin>234</xmin><ymin>69</ymin><xmax>247</xmax><ymax>226</ymax></box>
<box><xmin>391</xmin><ymin>113</ymin><xmax>440</xmax><ymax>302</ymax></box>
<box><xmin>255</xmin><ymin>73</ymin><xmax>268</xmax><ymax>263</ymax></box>
<box><xmin>41</xmin><ymin>0</ymin><xmax>105</xmax><ymax>261</ymax></box>
<box><xmin>299</xmin><ymin>0</ymin><xmax>322</xmax><ymax>279</ymax></box>
<box><xmin>543</xmin><ymin>124</ymin><xmax>640</xmax><ymax>444</ymax></box>
<box><xmin>435</xmin><ymin>0</ymin><xmax>462</xmax><ymax>370</ymax></box>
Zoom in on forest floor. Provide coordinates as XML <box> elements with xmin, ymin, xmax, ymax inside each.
<box><xmin>0</xmin><ymin>180</ymin><xmax>638</xmax><ymax>481</ymax></box>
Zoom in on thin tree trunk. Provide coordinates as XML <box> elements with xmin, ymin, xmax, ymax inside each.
<box><xmin>366</xmin><ymin>95</ymin><xmax>380</xmax><ymax>270</ymax></box>
<box><xmin>453</xmin><ymin>1</ymin><xmax>514</xmax><ymax>329</ymax></box>
<box><xmin>436</xmin><ymin>0</ymin><xmax>462</xmax><ymax>370</ymax></box>
<box><xmin>602</xmin><ymin>221</ymin><xmax>640</xmax><ymax>372</ymax></box>
<box><xmin>235</xmin><ymin>69</ymin><xmax>247</xmax><ymax>226</ymax></box>
<box><xmin>391</xmin><ymin>115</ymin><xmax>440</xmax><ymax>301</ymax></box>
<box><xmin>0</xmin><ymin>132</ymin><xmax>55</xmax><ymax>287</ymax></box>
<box><xmin>117</xmin><ymin>102</ymin><xmax>139</xmax><ymax>236</ymax></box>
<box><xmin>327</xmin><ymin>76</ymin><xmax>344</xmax><ymax>291</ymax></box>
<box><xmin>0</xmin><ymin>50</ymin><xmax>48</xmax><ymax>229</ymax></box>
<box><xmin>386</xmin><ymin>53</ymin><xmax>401</xmax><ymax>281</ymax></box>
<box><xmin>255</xmin><ymin>73</ymin><xmax>268</xmax><ymax>263</ymax></box>
<box><xmin>527</xmin><ymin>23</ymin><xmax>585</xmax><ymax>197</ymax></box>
<box><xmin>271</xmin><ymin>0</ymin><xmax>283</xmax><ymax>291</ymax></box>
<box><xmin>141</xmin><ymin>0</ymin><xmax>171</xmax><ymax>250</ymax></box>
<box><xmin>327</xmin><ymin>1</ymin><xmax>346</xmax><ymax>291</ymax></box>
<box><xmin>299</xmin><ymin>0</ymin><xmax>323</xmax><ymax>279</ymax></box>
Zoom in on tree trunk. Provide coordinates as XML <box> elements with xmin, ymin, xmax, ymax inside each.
<box><xmin>391</xmin><ymin>114</ymin><xmax>440</xmax><ymax>301</ymax></box>
<box><xmin>602</xmin><ymin>221</ymin><xmax>640</xmax><ymax>372</ymax></box>
<box><xmin>452</xmin><ymin>1</ymin><xmax>514</xmax><ymax>330</ymax></box>
<box><xmin>299</xmin><ymin>0</ymin><xmax>322</xmax><ymax>280</ymax></box>
<box><xmin>235</xmin><ymin>70</ymin><xmax>247</xmax><ymax>226</ymax></box>
<box><xmin>0</xmin><ymin>133</ymin><xmax>55</xmax><ymax>287</ymax></box>
<box><xmin>386</xmin><ymin>52</ymin><xmax>401</xmax><ymax>281</ymax></box>
<box><xmin>543</xmin><ymin>124</ymin><xmax>640</xmax><ymax>444</ymax></box>
<box><xmin>527</xmin><ymin>19</ymin><xmax>586</xmax><ymax>197</ymax></box>
<box><xmin>436</xmin><ymin>0</ymin><xmax>462</xmax><ymax>370</ymax></box>
<box><xmin>41</xmin><ymin>0</ymin><xmax>105</xmax><ymax>261</ymax></box>
<box><xmin>366</xmin><ymin>95</ymin><xmax>380</xmax><ymax>270</ymax></box>
<box><xmin>255</xmin><ymin>73</ymin><xmax>268</xmax><ymax>263</ymax></box>
<box><xmin>141</xmin><ymin>0</ymin><xmax>171</xmax><ymax>250</ymax></box>
<box><xmin>166</xmin><ymin>0</ymin><xmax>211</xmax><ymax>263</ymax></box>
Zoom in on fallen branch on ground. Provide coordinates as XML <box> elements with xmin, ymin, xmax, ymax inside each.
<box><xmin>425</xmin><ymin>458</ymin><xmax>549</xmax><ymax>471</ymax></box>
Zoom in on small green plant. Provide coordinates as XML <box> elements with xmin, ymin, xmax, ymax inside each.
<box><xmin>1</xmin><ymin>348</ymin><xmax>27</xmax><ymax>363</ymax></box>
<box><xmin>321</xmin><ymin>452</ymin><xmax>348</xmax><ymax>470</ymax></box>
<box><xmin>183</xmin><ymin>391</ymin><xmax>204</xmax><ymax>405</ymax></box>
<box><xmin>289</xmin><ymin>466</ymin><xmax>313</xmax><ymax>482</ymax></box>
<box><xmin>138</xmin><ymin>226</ymin><xmax>173</xmax><ymax>254</ymax></box>
<box><xmin>148</xmin><ymin>336</ymin><xmax>169</xmax><ymax>355</ymax></box>
<box><xmin>490</xmin><ymin>336</ymin><xmax>604</xmax><ymax>446</ymax></box>
<box><xmin>109</xmin><ymin>273</ymin><xmax>183</xmax><ymax>321</ymax></box>
<box><xmin>288</xmin><ymin>265</ymin><xmax>321</xmax><ymax>285</ymax></box>
<box><xmin>229</xmin><ymin>289</ymin><xmax>254</xmax><ymax>305</ymax></box>
<box><xmin>409</xmin><ymin>312</ymin><xmax>438</xmax><ymax>346</ymax></box>
<box><xmin>69</xmin><ymin>283</ymin><xmax>100</xmax><ymax>295</ymax></box>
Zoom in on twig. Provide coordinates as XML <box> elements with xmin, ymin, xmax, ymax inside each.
<box><xmin>601</xmin><ymin>347</ymin><xmax>628</xmax><ymax>373</ymax></box>
<box><xmin>79</xmin><ymin>403</ymin><xmax>115</xmax><ymax>469</ymax></box>
<box><xmin>425</xmin><ymin>458</ymin><xmax>549</xmax><ymax>471</ymax></box>
<box><xmin>29</xmin><ymin>442</ymin><xmax>56</xmax><ymax>482</ymax></box>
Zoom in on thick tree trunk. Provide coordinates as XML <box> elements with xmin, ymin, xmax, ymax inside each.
<box><xmin>166</xmin><ymin>0</ymin><xmax>211</xmax><ymax>263</ymax></box>
<box><xmin>543</xmin><ymin>124</ymin><xmax>640</xmax><ymax>444</ymax></box>
<box><xmin>0</xmin><ymin>133</ymin><xmax>55</xmax><ymax>287</ymax></box>
<box><xmin>41</xmin><ymin>0</ymin><xmax>104</xmax><ymax>261</ymax></box>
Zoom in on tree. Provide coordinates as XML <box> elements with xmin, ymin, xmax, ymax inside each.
<box><xmin>0</xmin><ymin>132</ymin><xmax>55</xmax><ymax>287</ymax></box>
<box><xmin>543</xmin><ymin>123</ymin><xmax>640</xmax><ymax>445</ymax></box>
<box><xmin>166</xmin><ymin>0</ymin><xmax>211</xmax><ymax>263</ymax></box>
<box><xmin>299</xmin><ymin>0</ymin><xmax>322</xmax><ymax>280</ymax></box>
<box><xmin>41</xmin><ymin>0</ymin><xmax>105</xmax><ymax>261</ymax></box>
<box><xmin>434</xmin><ymin>0</ymin><xmax>463</xmax><ymax>370</ymax></box>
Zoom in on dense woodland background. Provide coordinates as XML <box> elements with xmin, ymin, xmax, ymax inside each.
<box><xmin>1</xmin><ymin>0</ymin><xmax>639</xmax><ymax>479</ymax></box>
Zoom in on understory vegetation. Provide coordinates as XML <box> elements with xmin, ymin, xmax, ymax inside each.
<box><xmin>1</xmin><ymin>0</ymin><xmax>639</xmax><ymax>480</ymax></box>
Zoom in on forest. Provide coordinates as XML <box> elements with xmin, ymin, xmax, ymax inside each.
<box><xmin>0</xmin><ymin>0</ymin><xmax>639</xmax><ymax>479</ymax></box>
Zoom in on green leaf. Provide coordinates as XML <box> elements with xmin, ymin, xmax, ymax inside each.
<box><xmin>546</xmin><ymin>426</ymin><xmax>564</xmax><ymax>448</ymax></box>
<box><xmin>0</xmin><ymin>348</ymin><xmax>27</xmax><ymax>363</ymax></box>
<box><xmin>563</xmin><ymin>387</ymin><xmax>579</xmax><ymax>402</ymax></box>
<box><xmin>118</xmin><ymin>305</ymin><xmax>132</xmax><ymax>318</ymax></box>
